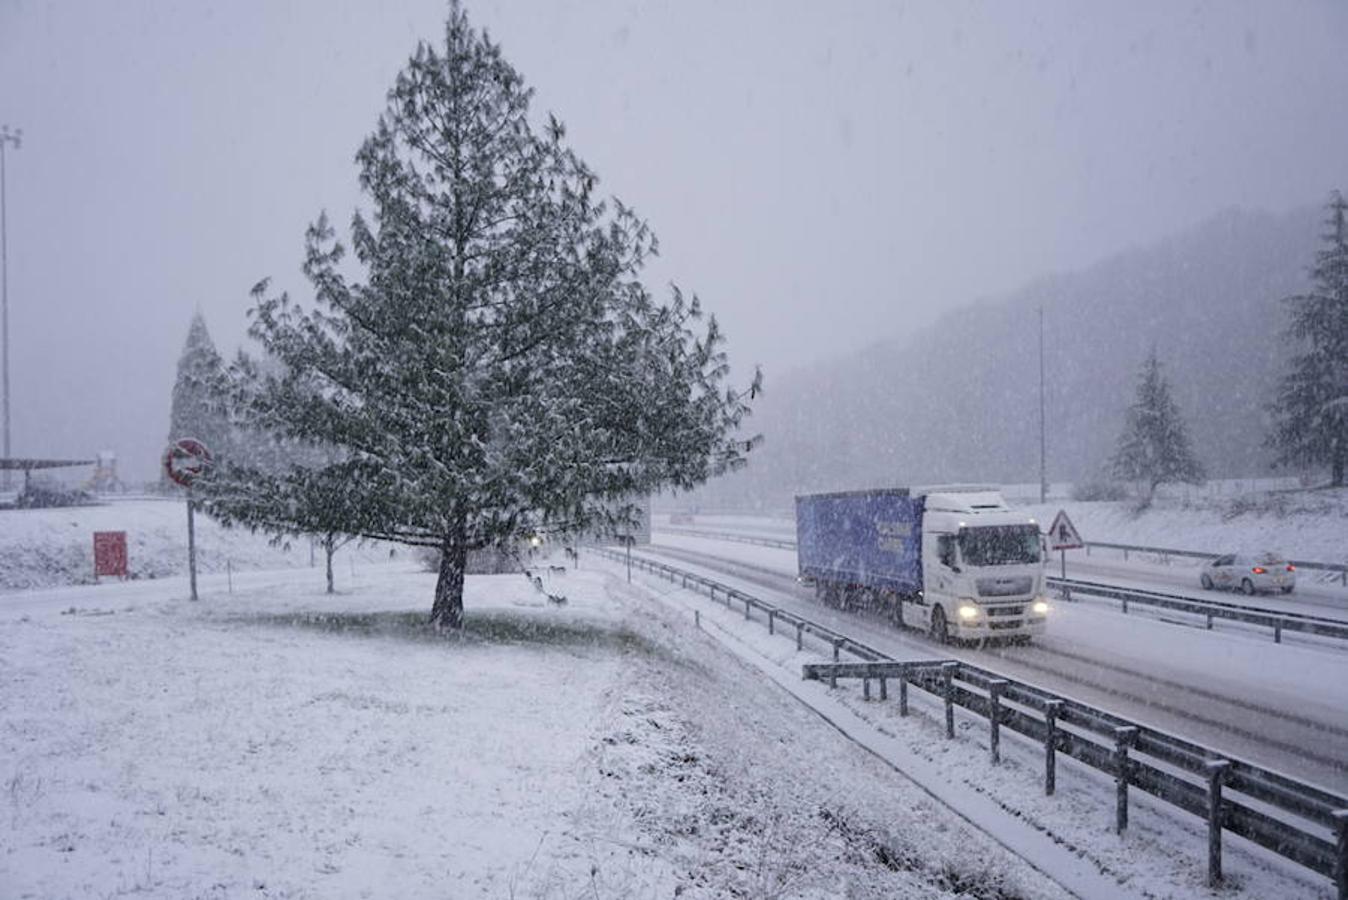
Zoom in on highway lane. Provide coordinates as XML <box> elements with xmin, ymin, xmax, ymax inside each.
<box><xmin>640</xmin><ymin>535</ymin><xmax>1348</xmax><ymax>795</ymax></box>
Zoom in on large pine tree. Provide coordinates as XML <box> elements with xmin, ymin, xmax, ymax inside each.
<box><xmin>1269</xmin><ymin>191</ymin><xmax>1348</xmax><ymax>486</ymax></box>
<box><xmin>165</xmin><ymin>312</ymin><xmax>231</xmax><ymax>468</ymax></box>
<box><xmin>1111</xmin><ymin>350</ymin><xmax>1204</xmax><ymax>502</ymax></box>
<box><xmin>222</xmin><ymin>4</ymin><xmax>758</xmax><ymax>627</ymax></box>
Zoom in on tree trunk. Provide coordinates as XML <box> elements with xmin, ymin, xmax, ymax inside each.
<box><xmin>324</xmin><ymin>535</ymin><xmax>335</xmax><ymax>595</ymax></box>
<box><xmin>430</xmin><ymin>514</ymin><xmax>469</xmax><ymax>630</ymax></box>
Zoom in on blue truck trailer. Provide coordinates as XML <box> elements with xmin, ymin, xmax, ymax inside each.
<box><xmin>795</xmin><ymin>486</ymin><xmax>1049</xmax><ymax>643</ymax></box>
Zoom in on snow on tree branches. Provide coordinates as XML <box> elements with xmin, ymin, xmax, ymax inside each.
<box><xmin>1269</xmin><ymin>190</ymin><xmax>1348</xmax><ymax>487</ymax></box>
<box><xmin>166</xmin><ymin>312</ymin><xmax>231</xmax><ymax>471</ymax></box>
<box><xmin>1110</xmin><ymin>350</ymin><xmax>1203</xmax><ymax>504</ymax></box>
<box><xmin>219</xmin><ymin>3</ymin><xmax>760</xmax><ymax>628</ymax></box>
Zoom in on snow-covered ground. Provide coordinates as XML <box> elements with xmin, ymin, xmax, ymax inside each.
<box><xmin>3</xmin><ymin>498</ymin><xmax>1342</xmax><ymax>898</ymax></box>
<box><xmin>0</xmin><ymin>498</ymin><xmax>402</xmax><ymax>592</ymax></box>
<box><xmin>4</xmin><ymin>553</ymin><xmax>1087</xmax><ymax>898</ymax></box>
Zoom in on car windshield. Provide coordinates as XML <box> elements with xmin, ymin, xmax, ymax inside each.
<box><xmin>959</xmin><ymin>525</ymin><xmax>1041</xmax><ymax>566</ymax></box>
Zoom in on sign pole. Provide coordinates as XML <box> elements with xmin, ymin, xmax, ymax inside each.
<box><xmin>187</xmin><ymin>485</ymin><xmax>198</xmax><ymax>601</ymax></box>
<box><xmin>1061</xmin><ymin>547</ymin><xmax>1066</xmax><ymax>580</ymax></box>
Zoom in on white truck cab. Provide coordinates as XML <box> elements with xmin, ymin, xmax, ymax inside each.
<box><xmin>912</xmin><ymin>488</ymin><xmax>1049</xmax><ymax>642</ymax></box>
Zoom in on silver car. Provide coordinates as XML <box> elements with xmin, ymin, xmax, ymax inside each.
<box><xmin>1199</xmin><ymin>552</ymin><xmax>1296</xmax><ymax>595</ymax></box>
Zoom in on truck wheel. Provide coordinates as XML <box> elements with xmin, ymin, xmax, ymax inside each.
<box><xmin>929</xmin><ymin>605</ymin><xmax>948</xmax><ymax>644</ymax></box>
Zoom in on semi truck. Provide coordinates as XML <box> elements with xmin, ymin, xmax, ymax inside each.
<box><xmin>795</xmin><ymin>486</ymin><xmax>1049</xmax><ymax>643</ymax></box>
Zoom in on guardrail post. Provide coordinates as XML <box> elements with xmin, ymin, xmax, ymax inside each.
<box><xmin>796</xmin><ymin>622</ymin><xmax>804</xmax><ymax>651</ymax></box>
<box><xmin>1273</xmin><ymin>622</ymin><xmax>1281</xmax><ymax>644</ymax></box>
<box><xmin>879</xmin><ymin>676</ymin><xmax>888</xmax><ymax>701</ymax></box>
<box><xmin>1333</xmin><ymin>809</ymin><xmax>1348</xmax><ymax>900</ymax></box>
<box><xmin>899</xmin><ymin>667</ymin><xmax>909</xmax><ymax>716</ymax></box>
<box><xmin>1044</xmin><ymin>699</ymin><xmax>1062</xmax><ymax>796</ymax></box>
<box><xmin>828</xmin><ymin>666</ymin><xmax>837</xmax><ymax>689</ymax></box>
<box><xmin>1121</xmin><ymin>594</ymin><xmax>1129</xmax><ymax>615</ymax></box>
<box><xmin>1114</xmin><ymin>726</ymin><xmax>1138</xmax><ymax>833</ymax></box>
<box><xmin>744</xmin><ymin>597</ymin><xmax>751</xmax><ymax>620</ymax></box>
<box><xmin>1206</xmin><ymin>612</ymin><xmax>1213</xmax><ymax>630</ymax></box>
<box><xmin>1205</xmin><ymin>760</ymin><xmax>1230</xmax><ymax>887</ymax></box>
<box><xmin>709</xmin><ymin>585</ymin><xmax>717</xmax><ymax>603</ymax></box>
<box><xmin>694</xmin><ymin>610</ymin><xmax>700</xmax><ymax>629</ymax></box>
<box><xmin>863</xmin><ymin>677</ymin><xmax>871</xmax><ymax>701</ymax></box>
<box><xmin>1123</xmin><ymin>547</ymin><xmax>1129</xmax><ymax>562</ymax></box>
<box><xmin>768</xmin><ymin>610</ymin><xmax>775</xmax><ymax>635</ymax></box>
<box><xmin>988</xmin><ymin>680</ymin><xmax>1007</xmax><ymax>764</ymax></box>
<box><xmin>942</xmin><ymin>662</ymin><xmax>958</xmax><ymax>739</ymax></box>
<box><xmin>833</xmin><ymin>639</ymin><xmax>842</xmax><ymax>661</ymax></box>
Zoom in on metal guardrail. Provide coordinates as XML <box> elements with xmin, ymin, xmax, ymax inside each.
<box><xmin>1052</xmin><ymin>577</ymin><xmax>1348</xmax><ymax>645</ymax></box>
<box><xmin>1083</xmin><ymin>540</ymin><xmax>1348</xmax><ymax>585</ymax></box>
<box><xmin>594</xmin><ymin>545</ymin><xmax>1348</xmax><ymax>894</ymax></box>
<box><xmin>659</xmin><ymin>526</ymin><xmax>797</xmax><ymax>550</ymax></box>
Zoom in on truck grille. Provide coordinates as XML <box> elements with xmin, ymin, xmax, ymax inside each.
<box><xmin>977</xmin><ymin>577</ymin><xmax>1033</xmax><ymax>597</ymax></box>
<box><xmin>985</xmin><ymin>605</ymin><xmax>1024</xmax><ymax>617</ymax></box>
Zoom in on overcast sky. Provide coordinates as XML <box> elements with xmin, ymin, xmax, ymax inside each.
<box><xmin>2</xmin><ymin>0</ymin><xmax>1347</xmax><ymax>482</ymax></box>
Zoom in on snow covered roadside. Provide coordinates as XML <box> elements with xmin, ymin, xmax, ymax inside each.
<box><xmin>2</xmin><ymin>556</ymin><xmax>1075</xmax><ymax>899</ymax></box>
<box><xmin>612</xmin><ymin>556</ymin><xmax>1338</xmax><ymax>899</ymax></box>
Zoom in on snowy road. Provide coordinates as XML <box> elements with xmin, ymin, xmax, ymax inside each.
<box><xmin>641</xmin><ymin>534</ymin><xmax>1348</xmax><ymax>795</ymax></box>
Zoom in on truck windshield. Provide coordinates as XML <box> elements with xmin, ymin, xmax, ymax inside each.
<box><xmin>959</xmin><ymin>525</ymin><xmax>1041</xmax><ymax>566</ymax></box>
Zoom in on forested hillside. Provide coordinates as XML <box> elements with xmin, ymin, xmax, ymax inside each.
<box><xmin>695</xmin><ymin>204</ymin><xmax>1321</xmax><ymax>510</ymax></box>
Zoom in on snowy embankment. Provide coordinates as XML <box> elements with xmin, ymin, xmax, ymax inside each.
<box><xmin>3</xmin><ymin>558</ymin><xmax>1075</xmax><ymax>899</ymax></box>
<box><xmin>0</xmin><ymin>498</ymin><xmax>401</xmax><ymax>592</ymax></box>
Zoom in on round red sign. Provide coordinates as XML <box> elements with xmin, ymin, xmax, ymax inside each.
<box><xmin>164</xmin><ymin>437</ymin><xmax>212</xmax><ymax>487</ymax></box>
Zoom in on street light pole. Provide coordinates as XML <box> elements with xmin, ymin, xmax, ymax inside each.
<box><xmin>1039</xmin><ymin>305</ymin><xmax>1047</xmax><ymax>504</ymax></box>
<box><xmin>0</xmin><ymin>124</ymin><xmax>21</xmax><ymax>491</ymax></box>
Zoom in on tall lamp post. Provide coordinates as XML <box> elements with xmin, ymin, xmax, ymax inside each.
<box><xmin>0</xmin><ymin>124</ymin><xmax>21</xmax><ymax>491</ymax></box>
<box><xmin>1039</xmin><ymin>305</ymin><xmax>1048</xmax><ymax>504</ymax></box>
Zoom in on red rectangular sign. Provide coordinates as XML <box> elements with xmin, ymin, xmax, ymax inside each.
<box><xmin>93</xmin><ymin>531</ymin><xmax>128</xmax><ymax>578</ymax></box>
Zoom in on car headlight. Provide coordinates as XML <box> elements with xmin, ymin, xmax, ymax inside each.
<box><xmin>957</xmin><ymin>604</ymin><xmax>980</xmax><ymax>620</ymax></box>
<box><xmin>1032</xmin><ymin>600</ymin><xmax>1049</xmax><ymax>615</ymax></box>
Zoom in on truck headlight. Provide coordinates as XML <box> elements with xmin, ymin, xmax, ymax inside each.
<box><xmin>1032</xmin><ymin>600</ymin><xmax>1049</xmax><ymax>615</ymax></box>
<box><xmin>957</xmin><ymin>604</ymin><xmax>980</xmax><ymax>620</ymax></box>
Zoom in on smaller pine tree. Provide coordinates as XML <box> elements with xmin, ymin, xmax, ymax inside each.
<box><xmin>1111</xmin><ymin>350</ymin><xmax>1204</xmax><ymax>504</ymax></box>
<box><xmin>1268</xmin><ymin>190</ymin><xmax>1348</xmax><ymax>486</ymax></box>
<box><xmin>165</xmin><ymin>312</ymin><xmax>232</xmax><ymax>472</ymax></box>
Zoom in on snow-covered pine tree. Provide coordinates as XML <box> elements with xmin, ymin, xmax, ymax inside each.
<box><xmin>165</xmin><ymin>312</ymin><xmax>231</xmax><ymax>471</ymax></box>
<box><xmin>227</xmin><ymin>3</ymin><xmax>759</xmax><ymax>628</ymax></box>
<box><xmin>1269</xmin><ymin>191</ymin><xmax>1348</xmax><ymax>486</ymax></box>
<box><xmin>1110</xmin><ymin>350</ymin><xmax>1204</xmax><ymax>503</ymax></box>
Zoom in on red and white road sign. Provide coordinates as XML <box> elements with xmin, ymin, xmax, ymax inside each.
<box><xmin>164</xmin><ymin>437</ymin><xmax>212</xmax><ymax>487</ymax></box>
<box><xmin>1047</xmin><ymin>509</ymin><xmax>1084</xmax><ymax>551</ymax></box>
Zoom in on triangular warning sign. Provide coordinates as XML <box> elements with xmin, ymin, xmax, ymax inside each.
<box><xmin>1047</xmin><ymin>509</ymin><xmax>1084</xmax><ymax>550</ymax></box>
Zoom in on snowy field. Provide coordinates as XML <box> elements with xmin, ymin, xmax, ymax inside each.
<box><xmin>0</xmin><ymin>498</ymin><xmax>401</xmax><ymax>592</ymax></box>
<box><xmin>5</xmin><ymin>554</ymin><xmax>1085</xmax><ymax>899</ymax></box>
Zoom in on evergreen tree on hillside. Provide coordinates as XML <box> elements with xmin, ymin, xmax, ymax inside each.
<box><xmin>1269</xmin><ymin>191</ymin><xmax>1348</xmax><ymax>486</ymax></box>
<box><xmin>1111</xmin><ymin>350</ymin><xmax>1204</xmax><ymax>503</ymax></box>
<box><xmin>221</xmin><ymin>3</ymin><xmax>759</xmax><ymax>628</ymax></box>
<box><xmin>166</xmin><ymin>312</ymin><xmax>231</xmax><ymax>469</ymax></box>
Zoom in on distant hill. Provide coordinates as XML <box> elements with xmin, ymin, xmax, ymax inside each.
<box><xmin>693</xmin><ymin>204</ymin><xmax>1322</xmax><ymax>511</ymax></box>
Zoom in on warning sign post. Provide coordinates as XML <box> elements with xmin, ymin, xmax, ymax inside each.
<box><xmin>1046</xmin><ymin>509</ymin><xmax>1084</xmax><ymax>579</ymax></box>
<box><xmin>164</xmin><ymin>438</ymin><xmax>212</xmax><ymax>602</ymax></box>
